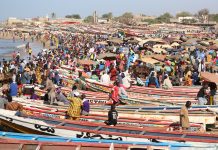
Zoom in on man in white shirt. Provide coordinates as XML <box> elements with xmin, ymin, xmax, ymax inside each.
<box><xmin>121</xmin><ymin>73</ymin><xmax>131</xmax><ymax>88</ymax></box>
<box><xmin>100</xmin><ymin>71</ymin><xmax>110</xmax><ymax>85</ymax></box>
<box><xmin>162</xmin><ymin>74</ymin><xmax>173</xmax><ymax>89</ymax></box>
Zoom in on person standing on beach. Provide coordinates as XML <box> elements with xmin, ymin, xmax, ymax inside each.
<box><xmin>9</xmin><ymin>79</ymin><xmax>18</xmax><ymax>97</ymax></box>
<box><xmin>12</xmin><ymin>51</ymin><xmax>16</xmax><ymax>60</ymax></box>
<box><xmin>67</xmin><ymin>92</ymin><xmax>82</xmax><ymax>120</ymax></box>
<box><xmin>13</xmin><ymin>36</ymin><xmax>15</xmax><ymax>43</ymax></box>
<box><xmin>105</xmin><ymin>105</ymin><xmax>118</xmax><ymax>126</ymax></box>
<box><xmin>197</xmin><ymin>84</ymin><xmax>208</xmax><ymax>105</ymax></box>
<box><xmin>45</xmin><ymin>77</ymin><xmax>56</xmax><ymax>105</ymax></box>
<box><xmin>16</xmin><ymin>52</ymin><xmax>20</xmax><ymax>62</ymax></box>
<box><xmin>180</xmin><ymin>101</ymin><xmax>191</xmax><ymax>130</ymax></box>
<box><xmin>81</xmin><ymin>94</ymin><xmax>90</xmax><ymax>116</ymax></box>
<box><xmin>28</xmin><ymin>47</ymin><xmax>32</xmax><ymax>58</ymax></box>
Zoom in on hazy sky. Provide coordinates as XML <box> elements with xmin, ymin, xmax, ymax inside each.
<box><xmin>1</xmin><ymin>0</ymin><xmax>218</xmax><ymax>20</ymax></box>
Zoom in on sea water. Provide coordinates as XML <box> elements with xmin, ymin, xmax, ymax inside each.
<box><xmin>0</xmin><ymin>39</ymin><xmax>43</xmax><ymax>60</ymax></box>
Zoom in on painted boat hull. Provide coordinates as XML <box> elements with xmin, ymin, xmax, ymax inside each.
<box><xmin>0</xmin><ymin>131</ymin><xmax>217</xmax><ymax>150</ymax></box>
<box><xmin>0</xmin><ymin>110</ymin><xmax>217</xmax><ymax>143</ymax></box>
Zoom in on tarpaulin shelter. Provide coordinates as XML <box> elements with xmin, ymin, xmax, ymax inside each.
<box><xmin>77</xmin><ymin>59</ymin><xmax>96</xmax><ymax>65</ymax></box>
<box><xmin>200</xmin><ymin>72</ymin><xmax>218</xmax><ymax>84</ymax></box>
<box><xmin>152</xmin><ymin>48</ymin><xmax>167</xmax><ymax>54</ymax></box>
<box><xmin>97</xmin><ymin>53</ymin><xmax>117</xmax><ymax>60</ymax></box>
<box><xmin>140</xmin><ymin>57</ymin><xmax>160</xmax><ymax>64</ymax></box>
<box><xmin>108</xmin><ymin>38</ymin><xmax>123</xmax><ymax>44</ymax></box>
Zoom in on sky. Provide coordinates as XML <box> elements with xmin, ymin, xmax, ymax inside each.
<box><xmin>0</xmin><ymin>0</ymin><xmax>218</xmax><ymax>20</ymax></box>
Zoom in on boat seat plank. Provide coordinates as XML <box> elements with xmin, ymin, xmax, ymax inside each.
<box><xmin>139</xmin><ymin>131</ymin><xmax>146</xmax><ymax>135</ymax></box>
<box><xmin>35</xmin><ymin>144</ymin><xmax>41</xmax><ymax>150</ymax></box>
<box><xmin>18</xmin><ymin>144</ymin><xmax>23</xmax><ymax>150</ymax></box>
<box><xmin>39</xmin><ymin>145</ymin><xmax>77</xmax><ymax>150</ymax></box>
<box><xmin>57</xmin><ymin>122</ymin><xmax>65</xmax><ymax>126</ymax></box>
<box><xmin>21</xmin><ymin>144</ymin><xmax>39</xmax><ymax>150</ymax></box>
<box><xmin>181</xmin><ymin>134</ymin><xmax>186</xmax><ymax>138</ymax></box>
<box><xmin>95</xmin><ymin>126</ymin><xmax>102</xmax><ymax>131</ymax></box>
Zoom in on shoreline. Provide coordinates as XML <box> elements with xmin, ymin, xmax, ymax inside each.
<box><xmin>0</xmin><ymin>33</ymin><xmax>50</xmax><ymax>60</ymax></box>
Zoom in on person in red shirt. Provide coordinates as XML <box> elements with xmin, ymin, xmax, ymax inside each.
<box><xmin>109</xmin><ymin>65</ymin><xmax>117</xmax><ymax>81</ymax></box>
<box><xmin>111</xmin><ymin>81</ymin><xmax>119</xmax><ymax>105</ymax></box>
<box><xmin>12</xmin><ymin>51</ymin><xmax>16</xmax><ymax>60</ymax></box>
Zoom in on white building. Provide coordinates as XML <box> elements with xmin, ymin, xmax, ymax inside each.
<box><xmin>178</xmin><ymin>16</ymin><xmax>197</xmax><ymax>23</ymax></box>
<box><xmin>7</xmin><ymin>17</ymin><xmax>25</xmax><ymax>25</ymax></box>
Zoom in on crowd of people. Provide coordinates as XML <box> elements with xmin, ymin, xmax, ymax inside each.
<box><xmin>0</xmin><ymin>28</ymin><xmax>217</xmax><ymax>126</ymax></box>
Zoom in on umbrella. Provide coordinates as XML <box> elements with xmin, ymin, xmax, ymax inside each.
<box><xmin>128</xmin><ymin>39</ymin><xmax>140</xmax><ymax>44</ymax></box>
<box><xmin>77</xmin><ymin>59</ymin><xmax>96</xmax><ymax>65</ymax></box>
<box><xmin>153</xmin><ymin>44</ymin><xmax>172</xmax><ymax>49</ymax></box>
<box><xmin>96</xmin><ymin>41</ymin><xmax>108</xmax><ymax>45</ymax></box>
<box><xmin>199</xmin><ymin>41</ymin><xmax>209</xmax><ymax>47</ymax></box>
<box><xmin>140</xmin><ymin>57</ymin><xmax>160</xmax><ymax>64</ymax></box>
<box><xmin>195</xmin><ymin>44</ymin><xmax>206</xmax><ymax>50</ymax></box>
<box><xmin>172</xmin><ymin>39</ymin><xmax>183</xmax><ymax>43</ymax></box>
<box><xmin>97</xmin><ymin>53</ymin><xmax>117</xmax><ymax>60</ymax></box>
<box><xmin>208</xmin><ymin>45</ymin><xmax>218</xmax><ymax>50</ymax></box>
<box><xmin>139</xmin><ymin>38</ymin><xmax>166</xmax><ymax>46</ymax></box>
<box><xmin>171</xmin><ymin>42</ymin><xmax>180</xmax><ymax>47</ymax></box>
<box><xmin>201</xmin><ymin>72</ymin><xmax>218</xmax><ymax>84</ymax></box>
<box><xmin>181</xmin><ymin>38</ymin><xmax>199</xmax><ymax>46</ymax></box>
<box><xmin>152</xmin><ymin>48</ymin><xmax>167</xmax><ymax>54</ymax></box>
<box><xmin>108</xmin><ymin>38</ymin><xmax>123</xmax><ymax>44</ymax></box>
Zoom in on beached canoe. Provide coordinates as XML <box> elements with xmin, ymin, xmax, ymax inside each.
<box><xmin>0</xmin><ymin>109</ymin><xmax>217</xmax><ymax>143</ymax></box>
<box><xmin>12</xmin><ymin>97</ymin><xmax>216</xmax><ymax>130</ymax></box>
<box><xmin>31</xmin><ymin>85</ymin><xmax>198</xmax><ymax>106</ymax></box>
<box><xmin>0</xmin><ymin>138</ymin><xmax>168</xmax><ymax>150</ymax></box>
<box><xmin>23</xmin><ymin>106</ymin><xmax>203</xmax><ymax>132</ymax></box>
<box><xmin>0</xmin><ymin>131</ymin><xmax>216</xmax><ymax>150</ymax></box>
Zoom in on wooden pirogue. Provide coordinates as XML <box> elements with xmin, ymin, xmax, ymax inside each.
<box><xmin>0</xmin><ymin>109</ymin><xmax>217</xmax><ymax>143</ymax></box>
<box><xmin>23</xmin><ymin>106</ymin><xmax>203</xmax><ymax>132</ymax></box>
<box><xmin>0</xmin><ymin>131</ymin><xmax>215</xmax><ymax>150</ymax></box>
<box><xmin>84</xmin><ymin>78</ymin><xmax>199</xmax><ymax>98</ymax></box>
<box><xmin>13</xmin><ymin>97</ymin><xmax>217</xmax><ymax>129</ymax></box>
<box><xmin>0</xmin><ymin>138</ymin><xmax>170</xmax><ymax>150</ymax></box>
<box><xmin>31</xmin><ymin>85</ymin><xmax>198</xmax><ymax>106</ymax></box>
<box><xmin>0</xmin><ymin>131</ymin><xmax>199</xmax><ymax>149</ymax></box>
<box><xmin>50</xmin><ymin>68</ymin><xmax>200</xmax><ymax>98</ymax></box>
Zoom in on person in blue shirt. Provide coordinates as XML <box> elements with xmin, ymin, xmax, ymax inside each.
<box><xmin>99</xmin><ymin>61</ymin><xmax>105</xmax><ymax>71</ymax></box>
<box><xmin>145</xmin><ymin>72</ymin><xmax>160</xmax><ymax>88</ymax></box>
<box><xmin>126</xmin><ymin>52</ymin><xmax>134</xmax><ymax>69</ymax></box>
<box><xmin>54</xmin><ymin>72</ymin><xmax>60</xmax><ymax>85</ymax></box>
<box><xmin>9</xmin><ymin>79</ymin><xmax>18</xmax><ymax>97</ymax></box>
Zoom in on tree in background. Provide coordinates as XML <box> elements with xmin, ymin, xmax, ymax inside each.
<box><xmin>209</xmin><ymin>14</ymin><xmax>218</xmax><ymax>23</ymax></box>
<box><xmin>142</xmin><ymin>18</ymin><xmax>159</xmax><ymax>24</ymax></box>
<box><xmin>84</xmin><ymin>16</ymin><xmax>94</xmax><ymax>23</ymax></box>
<box><xmin>102</xmin><ymin>12</ymin><xmax>113</xmax><ymax>20</ymax></box>
<box><xmin>65</xmin><ymin>14</ymin><xmax>81</xmax><ymax>19</ymax></box>
<box><xmin>117</xmin><ymin>12</ymin><xmax>134</xmax><ymax>25</ymax></box>
<box><xmin>197</xmin><ymin>8</ymin><xmax>209</xmax><ymax>23</ymax></box>
<box><xmin>156</xmin><ymin>13</ymin><xmax>173</xmax><ymax>23</ymax></box>
<box><xmin>176</xmin><ymin>11</ymin><xmax>192</xmax><ymax>18</ymax></box>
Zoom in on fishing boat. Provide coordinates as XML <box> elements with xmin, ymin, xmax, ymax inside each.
<box><xmin>55</xmin><ymin>68</ymin><xmax>198</xmax><ymax>98</ymax></box>
<box><xmin>0</xmin><ymin>138</ymin><xmax>170</xmax><ymax>150</ymax></box>
<box><xmin>0</xmin><ymin>109</ymin><xmax>217</xmax><ymax>143</ymax></box>
<box><xmin>31</xmin><ymin>85</ymin><xmax>198</xmax><ymax>106</ymax></box>
<box><xmin>22</xmin><ymin>105</ymin><xmax>203</xmax><ymax>132</ymax></box>
<box><xmin>12</xmin><ymin>97</ymin><xmax>216</xmax><ymax>130</ymax></box>
<box><xmin>0</xmin><ymin>131</ymin><xmax>216</xmax><ymax>150</ymax></box>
